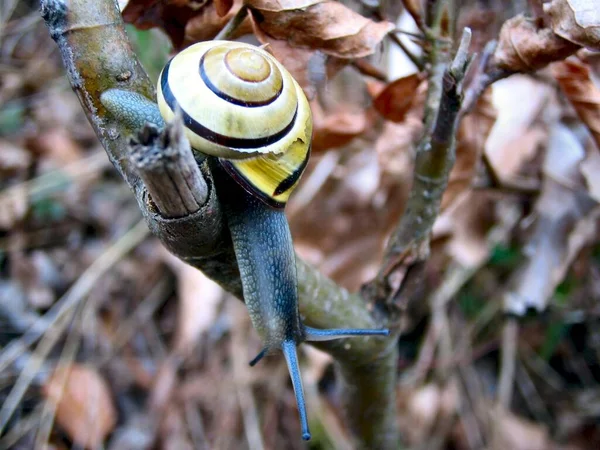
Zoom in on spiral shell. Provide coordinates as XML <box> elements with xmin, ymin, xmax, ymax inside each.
<box><xmin>157</xmin><ymin>41</ymin><xmax>312</xmax><ymax>208</ymax></box>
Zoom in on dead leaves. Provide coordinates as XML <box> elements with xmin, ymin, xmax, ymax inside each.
<box><xmin>42</xmin><ymin>365</ymin><xmax>117</xmax><ymax>449</ymax></box>
<box><xmin>310</xmin><ymin>101</ymin><xmax>369</xmax><ymax>153</ymax></box>
<box><xmin>122</xmin><ymin>0</ymin><xmax>252</xmax><ymax>48</ymax></box>
<box><xmin>122</xmin><ymin>0</ymin><xmax>393</xmax><ymax>59</ymax></box>
<box><xmin>491</xmin><ymin>14</ymin><xmax>580</xmax><ymax>74</ymax></box>
<box><xmin>552</xmin><ymin>57</ymin><xmax>600</xmax><ymax>150</ymax></box>
<box><xmin>370</xmin><ymin>74</ymin><xmax>424</xmax><ymax>123</ymax></box>
<box><xmin>545</xmin><ymin>0</ymin><xmax>600</xmax><ymax>51</ymax></box>
<box><xmin>247</xmin><ymin>0</ymin><xmax>393</xmax><ymax>58</ymax></box>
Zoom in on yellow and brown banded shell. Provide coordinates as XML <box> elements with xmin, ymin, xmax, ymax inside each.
<box><xmin>157</xmin><ymin>41</ymin><xmax>312</xmax><ymax>208</ymax></box>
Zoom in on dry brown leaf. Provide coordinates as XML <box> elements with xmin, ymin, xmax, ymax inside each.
<box><xmin>247</xmin><ymin>0</ymin><xmax>394</xmax><ymax>58</ymax></box>
<box><xmin>27</xmin><ymin>128</ymin><xmax>83</xmax><ymax>165</ymax></box>
<box><xmin>371</xmin><ymin>73</ymin><xmax>423</xmax><ymax>123</ymax></box>
<box><xmin>185</xmin><ymin>0</ymin><xmax>252</xmax><ymax>45</ymax></box>
<box><xmin>552</xmin><ymin>58</ymin><xmax>600</xmax><ymax>150</ymax></box>
<box><xmin>252</xmin><ymin>25</ymin><xmax>320</xmax><ymax>98</ymax></box>
<box><xmin>545</xmin><ymin>0</ymin><xmax>600</xmax><ymax>51</ymax></box>
<box><xmin>492</xmin><ymin>14</ymin><xmax>580</xmax><ymax>74</ymax></box>
<box><xmin>122</xmin><ymin>0</ymin><xmax>196</xmax><ymax>48</ymax></box>
<box><xmin>578</xmin><ymin>49</ymin><xmax>600</xmax><ymax>89</ymax></box>
<box><xmin>42</xmin><ymin>364</ymin><xmax>117</xmax><ymax>449</ymax></box>
<box><xmin>441</xmin><ymin>88</ymin><xmax>496</xmax><ymax>210</ymax></box>
<box><xmin>122</xmin><ymin>0</ymin><xmax>251</xmax><ymax>48</ymax></box>
<box><xmin>214</xmin><ymin>0</ymin><xmax>234</xmax><ymax>17</ymax></box>
<box><xmin>311</xmin><ymin>101</ymin><xmax>369</xmax><ymax>153</ymax></box>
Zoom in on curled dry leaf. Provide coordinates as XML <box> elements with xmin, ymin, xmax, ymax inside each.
<box><xmin>491</xmin><ymin>14</ymin><xmax>580</xmax><ymax>74</ymax></box>
<box><xmin>42</xmin><ymin>364</ymin><xmax>117</xmax><ymax>449</ymax></box>
<box><xmin>552</xmin><ymin>58</ymin><xmax>600</xmax><ymax>150</ymax></box>
<box><xmin>122</xmin><ymin>0</ymin><xmax>195</xmax><ymax>48</ymax></box>
<box><xmin>371</xmin><ymin>73</ymin><xmax>424</xmax><ymax>123</ymax></box>
<box><xmin>544</xmin><ymin>0</ymin><xmax>600</xmax><ymax>51</ymax></box>
<box><xmin>247</xmin><ymin>0</ymin><xmax>394</xmax><ymax>58</ymax></box>
<box><xmin>122</xmin><ymin>0</ymin><xmax>251</xmax><ymax>48</ymax></box>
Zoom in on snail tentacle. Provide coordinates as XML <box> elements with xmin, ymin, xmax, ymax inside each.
<box><xmin>248</xmin><ymin>347</ymin><xmax>269</xmax><ymax>367</ymax></box>
<box><xmin>304</xmin><ymin>326</ymin><xmax>390</xmax><ymax>342</ymax></box>
<box><xmin>282</xmin><ymin>340</ymin><xmax>311</xmax><ymax>441</ymax></box>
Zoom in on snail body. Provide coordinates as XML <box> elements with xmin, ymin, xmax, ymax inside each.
<box><xmin>101</xmin><ymin>41</ymin><xmax>389</xmax><ymax>441</ymax></box>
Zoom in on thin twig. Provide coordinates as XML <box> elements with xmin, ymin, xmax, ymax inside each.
<box><xmin>387</xmin><ymin>32</ymin><xmax>424</xmax><ymax>72</ymax></box>
<box><xmin>184</xmin><ymin>400</ymin><xmax>210</xmax><ymax>450</ymax></box>
<box><xmin>230</xmin><ymin>313</ymin><xmax>265</xmax><ymax>450</ymax></box>
<box><xmin>215</xmin><ymin>5</ymin><xmax>248</xmax><ymax>41</ymax></box>
<box><xmin>514</xmin><ymin>360</ymin><xmax>553</xmax><ymax>425</ymax></box>
<box><xmin>0</xmin><ymin>403</ymin><xmax>43</xmax><ymax>449</ymax></box>
<box><xmin>371</xmin><ymin>8</ymin><xmax>424</xmax><ymax>72</ymax></box>
<box><xmin>35</xmin><ymin>295</ymin><xmax>89</xmax><ymax>448</ymax></box>
<box><xmin>98</xmin><ymin>277</ymin><xmax>171</xmax><ymax>364</ymax></box>
<box><xmin>497</xmin><ymin>317</ymin><xmax>518</xmax><ymax>409</ymax></box>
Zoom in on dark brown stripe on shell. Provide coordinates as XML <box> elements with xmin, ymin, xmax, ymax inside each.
<box><xmin>273</xmin><ymin>144</ymin><xmax>311</xmax><ymax>196</ymax></box>
<box><xmin>220</xmin><ymin>159</ymin><xmax>285</xmax><ymax>209</ymax></box>
<box><xmin>161</xmin><ymin>59</ymin><xmax>297</xmax><ymax>150</ymax></box>
<box><xmin>199</xmin><ymin>52</ymin><xmax>281</xmax><ymax>108</ymax></box>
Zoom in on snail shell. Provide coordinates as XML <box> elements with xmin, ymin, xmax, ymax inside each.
<box><xmin>157</xmin><ymin>41</ymin><xmax>312</xmax><ymax>208</ymax></box>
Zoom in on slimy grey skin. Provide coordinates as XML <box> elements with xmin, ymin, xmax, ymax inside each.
<box><xmin>100</xmin><ymin>41</ymin><xmax>388</xmax><ymax>442</ymax></box>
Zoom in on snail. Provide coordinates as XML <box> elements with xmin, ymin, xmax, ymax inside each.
<box><xmin>101</xmin><ymin>40</ymin><xmax>389</xmax><ymax>441</ymax></box>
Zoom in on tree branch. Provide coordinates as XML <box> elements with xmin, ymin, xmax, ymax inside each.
<box><xmin>129</xmin><ymin>118</ymin><xmax>208</xmax><ymax>218</ymax></box>
<box><xmin>40</xmin><ymin>0</ymin><xmax>398</xmax><ymax>447</ymax></box>
<box><xmin>362</xmin><ymin>23</ymin><xmax>473</xmax><ymax>324</ymax></box>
